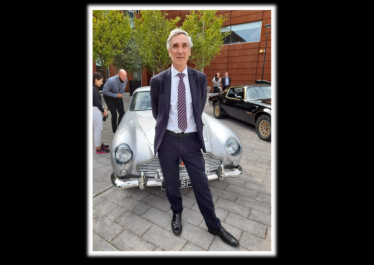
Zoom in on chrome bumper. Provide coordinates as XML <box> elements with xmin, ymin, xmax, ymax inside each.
<box><xmin>111</xmin><ymin>165</ymin><xmax>242</xmax><ymax>189</ymax></box>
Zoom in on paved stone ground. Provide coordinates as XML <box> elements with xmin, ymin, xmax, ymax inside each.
<box><xmin>91</xmin><ymin>91</ymin><xmax>272</xmax><ymax>254</ymax></box>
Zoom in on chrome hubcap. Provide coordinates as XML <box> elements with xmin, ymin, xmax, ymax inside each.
<box><xmin>259</xmin><ymin>120</ymin><xmax>270</xmax><ymax>137</ymax></box>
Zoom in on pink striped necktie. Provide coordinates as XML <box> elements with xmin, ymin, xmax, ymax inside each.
<box><xmin>177</xmin><ymin>73</ymin><xmax>187</xmax><ymax>132</ymax></box>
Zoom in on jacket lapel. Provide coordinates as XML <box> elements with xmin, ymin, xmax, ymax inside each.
<box><xmin>164</xmin><ymin>68</ymin><xmax>172</xmax><ymax>116</ymax></box>
<box><xmin>188</xmin><ymin>67</ymin><xmax>197</xmax><ymax>110</ymax></box>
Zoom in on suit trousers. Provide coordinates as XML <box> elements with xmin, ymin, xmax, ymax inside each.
<box><xmin>158</xmin><ymin>132</ymin><xmax>222</xmax><ymax>232</ymax></box>
<box><xmin>103</xmin><ymin>95</ymin><xmax>125</xmax><ymax>133</ymax></box>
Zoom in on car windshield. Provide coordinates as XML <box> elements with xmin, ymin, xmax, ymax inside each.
<box><xmin>129</xmin><ymin>91</ymin><xmax>152</xmax><ymax>111</ymax></box>
<box><xmin>246</xmin><ymin>86</ymin><xmax>271</xmax><ymax>100</ymax></box>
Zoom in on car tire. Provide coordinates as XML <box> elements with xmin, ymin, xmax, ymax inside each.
<box><xmin>213</xmin><ymin>102</ymin><xmax>225</xmax><ymax>119</ymax></box>
<box><xmin>256</xmin><ymin>114</ymin><xmax>271</xmax><ymax>141</ymax></box>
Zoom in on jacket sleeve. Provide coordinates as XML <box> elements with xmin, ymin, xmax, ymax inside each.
<box><xmin>150</xmin><ymin>76</ymin><xmax>159</xmax><ymax>120</ymax></box>
<box><xmin>93</xmin><ymin>88</ymin><xmax>105</xmax><ymax>113</ymax></box>
<box><xmin>102</xmin><ymin>78</ymin><xmax>118</xmax><ymax>98</ymax></box>
<box><xmin>202</xmin><ymin>75</ymin><xmax>207</xmax><ymax>112</ymax></box>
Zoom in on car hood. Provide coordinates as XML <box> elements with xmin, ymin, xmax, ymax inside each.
<box><xmin>134</xmin><ymin>111</ymin><xmax>156</xmax><ymax>145</ymax></box>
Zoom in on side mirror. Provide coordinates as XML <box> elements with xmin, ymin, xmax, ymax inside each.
<box><xmin>236</xmin><ymin>96</ymin><xmax>242</xmax><ymax>100</ymax></box>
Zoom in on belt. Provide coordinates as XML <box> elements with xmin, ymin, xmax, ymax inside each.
<box><xmin>166</xmin><ymin>130</ymin><xmax>197</xmax><ymax>138</ymax></box>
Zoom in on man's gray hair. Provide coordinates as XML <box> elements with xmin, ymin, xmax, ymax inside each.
<box><xmin>166</xmin><ymin>28</ymin><xmax>193</xmax><ymax>50</ymax></box>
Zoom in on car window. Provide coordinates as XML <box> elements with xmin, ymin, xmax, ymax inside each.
<box><xmin>130</xmin><ymin>91</ymin><xmax>152</xmax><ymax>111</ymax></box>
<box><xmin>246</xmin><ymin>86</ymin><xmax>271</xmax><ymax>100</ymax></box>
<box><xmin>227</xmin><ymin>87</ymin><xmax>243</xmax><ymax>99</ymax></box>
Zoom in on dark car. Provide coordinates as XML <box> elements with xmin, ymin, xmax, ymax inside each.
<box><xmin>208</xmin><ymin>81</ymin><xmax>271</xmax><ymax>141</ymax></box>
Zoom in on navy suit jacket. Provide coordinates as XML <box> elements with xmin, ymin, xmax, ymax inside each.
<box><xmin>150</xmin><ymin>67</ymin><xmax>207</xmax><ymax>155</ymax></box>
<box><xmin>221</xmin><ymin>76</ymin><xmax>231</xmax><ymax>87</ymax></box>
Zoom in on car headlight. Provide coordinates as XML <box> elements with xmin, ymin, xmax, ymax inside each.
<box><xmin>114</xmin><ymin>143</ymin><xmax>133</xmax><ymax>165</ymax></box>
<box><xmin>226</xmin><ymin>138</ymin><xmax>241</xmax><ymax>157</ymax></box>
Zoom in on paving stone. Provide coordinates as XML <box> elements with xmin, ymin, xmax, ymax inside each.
<box><xmin>106</xmin><ymin>206</ymin><xmax>127</xmax><ymax>220</ymax></box>
<box><xmin>225</xmin><ymin>184</ymin><xmax>257</xmax><ymax>199</ymax></box>
<box><xmin>145</xmin><ymin>186</ymin><xmax>167</xmax><ymax>198</ymax></box>
<box><xmin>110</xmin><ymin>229</ymin><xmax>156</xmax><ymax>251</ymax></box>
<box><xmin>102</xmin><ymin>188</ymin><xmax>131</xmax><ymax>203</ymax></box>
<box><xmin>93</xmin><ymin>232</ymin><xmax>119</xmax><ymax>251</ymax></box>
<box><xmin>208</xmin><ymin>237</ymin><xmax>248</xmax><ymax>251</ymax></box>
<box><xmin>114</xmin><ymin>211</ymin><xmax>153</xmax><ymax>236</ymax></box>
<box><xmin>180</xmin><ymin>187</ymin><xmax>192</xmax><ymax>195</ymax></box>
<box><xmin>96</xmin><ymin>156</ymin><xmax>112</xmax><ymax>166</ymax></box>
<box><xmin>244</xmin><ymin>182</ymin><xmax>271</xmax><ymax>195</ymax></box>
<box><xmin>249</xmin><ymin>209</ymin><xmax>271</xmax><ymax>226</ymax></box>
<box><xmin>180</xmin><ymin>207</ymin><xmax>204</xmax><ymax>226</ymax></box>
<box><xmin>178</xmin><ymin>222</ymin><xmax>215</xmax><ymax>250</ymax></box>
<box><xmin>191</xmin><ymin>204</ymin><xmax>229</xmax><ymax>223</ymax></box>
<box><xmin>93</xmin><ymin>168</ymin><xmax>107</xmax><ymax>183</ymax></box>
<box><xmin>93</xmin><ymin>207</ymin><xmax>100</xmax><ymax>219</ymax></box>
<box><xmin>93</xmin><ymin>215</ymin><xmax>125</xmax><ymax>242</ymax></box>
<box><xmin>266</xmin><ymin>226</ymin><xmax>271</xmax><ymax>242</ymax></box>
<box><xmin>141</xmin><ymin>207</ymin><xmax>173</xmax><ymax>231</ymax></box>
<box><xmin>185</xmin><ymin>189</ymin><xmax>218</xmax><ymax>203</ymax></box>
<box><xmin>182</xmin><ymin>242</ymin><xmax>205</xmax><ymax>251</ymax></box>
<box><xmin>236</xmin><ymin>195</ymin><xmax>271</xmax><ymax>214</ymax></box>
<box><xmin>225</xmin><ymin>213</ymin><xmax>267</xmax><ymax>238</ymax></box>
<box><xmin>250</xmin><ymin>170</ymin><xmax>270</xmax><ymax>180</ymax></box>
<box><xmin>125</xmin><ymin>189</ymin><xmax>150</xmax><ymax>201</ymax></box>
<box><xmin>93</xmin><ymin>193</ymin><xmax>106</xmax><ymax>206</ymax></box>
<box><xmin>261</xmin><ymin>179</ymin><xmax>271</xmax><ymax>188</ymax></box>
<box><xmin>237</xmin><ymin>174</ymin><xmax>264</xmax><ymax>185</ymax></box>
<box><xmin>255</xmin><ymin>193</ymin><xmax>271</xmax><ymax>206</ymax></box>
<box><xmin>208</xmin><ymin>180</ymin><xmax>229</xmax><ymax>190</ymax></box>
<box><xmin>215</xmin><ymin>198</ymin><xmax>251</xmax><ymax>218</ymax></box>
<box><xmin>142</xmin><ymin>194</ymin><xmax>171</xmax><ymax>212</ymax></box>
<box><xmin>142</xmin><ymin>225</ymin><xmax>187</xmax><ymax>251</ymax></box>
<box><xmin>154</xmin><ymin>248</ymin><xmax>163</xmax><ymax>251</ymax></box>
<box><xmin>239</xmin><ymin>232</ymin><xmax>271</xmax><ymax>251</ymax></box>
<box><xmin>93</xmin><ymin>179</ymin><xmax>113</xmax><ymax>197</ymax></box>
<box><xmin>93</xmin><ymin>162</ymin><xmax>113</xmax><ymax>174</ymax></box>
<box><xmin>181</xmin><ymin>194</ymin><xmax>196</xmax><ymax>208</ymax></box>
<box><xmin>199</xmin><ymin>221</ymin><xmax>243</xmax><ymax>241</ymax></box>
<box><xmin>117</xmin><ymin>196</ymin><xmax>152</xmax><ymax>216</ymax></box>
<box><xmin>222</xmin><ymin>176</ymin><xmax>247</xmax><ymax>187</ymax></box>
<box><xmin>94</xmin><ymin>199</ymin><xmax>119</xmax><ymax>216</ymax></box>
<box><xmin>208</xmin><ymin>186</ymin><xmax>238</xmax><ymax>202</ymax></box>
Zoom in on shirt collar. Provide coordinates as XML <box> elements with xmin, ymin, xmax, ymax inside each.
<box><xmin>171</xmin><ymin>64</ymin><xmax>188</xmax><ymax>78</ymax></box>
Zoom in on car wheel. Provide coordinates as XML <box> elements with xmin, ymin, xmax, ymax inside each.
<box><xmin>213</xmin><ymin>102</ymin><xmax>224</xmax><ymax>119</ymax></box>
<box><xmin>256</xmin><ymin>115</ymin><xmax>271</xmax><ymax>141</ymax></box>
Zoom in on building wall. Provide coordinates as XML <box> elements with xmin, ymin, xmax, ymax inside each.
<box><xmin>94</xmin><ymin>10</ymin><xmax>271</xmax><ymax>92</ymax></box>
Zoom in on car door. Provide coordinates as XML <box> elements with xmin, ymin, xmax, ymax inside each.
<box><xmin>243</xmin><ymin>87</ymin><xmax>259</xmax><ymax>125</ymax></box>
<box><xmin>221</xmin><ymin>87</ymin><xmax>240</xmax><ymax>117</ymax></box>
<box><xmin>230</xmin><ymin>87</ymin><xmax>248</xmax><ymax>122</ymax></box>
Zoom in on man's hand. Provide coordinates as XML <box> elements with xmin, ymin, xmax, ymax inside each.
<box><xmin>103</xmin><ymin>110</ymin><xmax>108</xmax><ymax>118</ymax></box>
<box><xmin>117</xmin><ymin>94</ymin><xmax>123</xmax><ymax>98</ymax></box>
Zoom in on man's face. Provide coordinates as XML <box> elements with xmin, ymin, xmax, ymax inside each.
<box><xmin>225</xmin><ymin>72</ymin><xmax>228</xmax><ymax>77</ymax></box>
<box><xmin>168</xmin><ymin>34</ymin><xmax>191</xmax><ymax>70</ymax></box>
<box><xmin>118</xmin><ymin>71</ymin><xmax>127</xmax><ymax>82</ymax></box>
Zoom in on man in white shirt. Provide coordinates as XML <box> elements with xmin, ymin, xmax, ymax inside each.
<box><xmin>150</xmin><ymin>28</ymin><xmax>239</xmax><ymax>247</ymax></box>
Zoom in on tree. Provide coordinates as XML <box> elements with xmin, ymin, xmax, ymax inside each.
<box><xmin>182</xmin><ymin>10</ymin><xmax>229</xmax><ymax>73</ymax></box>
<box><xmin>93</xmin><ymin>10</ymin><xmax>132</xmax><ymax>80</ymax></box>
<box><xmin>112</xmin><ymin>30</ymin><xmax>143</xmax><ymax>81</ymax></box>
<box><xmin>134</xmin><ymin>10</ymin><xmax>180</xmax><ymax>76</ymax></box>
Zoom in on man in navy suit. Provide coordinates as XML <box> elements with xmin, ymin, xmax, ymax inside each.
<box><xmin>221</xmin><ymin>72</ymin><xmax>231</xmax><ymax>91</ymax></box>
<box><xmin>150</xmin><ymin>28</ymin><xmax>239</xmax><ymax>246</ymax></box>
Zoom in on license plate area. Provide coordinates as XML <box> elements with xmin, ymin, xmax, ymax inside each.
<box><xmin>161</xmin><ymin>179</ymin><xmax>192</xmax><ymax>190</ymax></box>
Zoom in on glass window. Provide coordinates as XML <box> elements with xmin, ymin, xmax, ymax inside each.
<box><xmin>246</xmin><ymin>86</ymin><xmax>271</xmax><ymax>100</ymax></box>
<box><xmin>130</xmin><ymin>91</ymin><xmax>152</xmax><ymax>111</ymax></box>
<box><xmin>221</xmin><ymin>21</ymin><xmax>262</xmax><ymax>45</ymax></box>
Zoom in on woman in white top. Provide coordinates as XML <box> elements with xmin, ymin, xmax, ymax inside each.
<box><xmin>212</xmin><ymin>73</ymin><xmax>221</xmax><ymax>93</ymax></box>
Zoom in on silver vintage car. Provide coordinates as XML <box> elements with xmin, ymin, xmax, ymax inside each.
<box><xmin>110</xmin><ymin>86</ymin><xmax>243</xmax><ymax>190</ymax></box>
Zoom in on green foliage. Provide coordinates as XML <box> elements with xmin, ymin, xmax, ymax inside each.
<box><xmin>134</xmin><ymin>10</ymin><xmax>181</xmax><ymax>76</ymax></box>
<box><xmin>93</xmin><ymin>10</ymin><xmax>132</xmax><ymax>79</ymax></box>
<box><xmin>112</xmin><ymin>30</ymin><xmax>143</xmax><ymax>80</ymax></box>
<box><xmin>182</xmin><ymin>10</ymin><xmax>229</xmax><ymax>73</ymax></box>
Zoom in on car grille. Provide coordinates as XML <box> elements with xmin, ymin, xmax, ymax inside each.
<box><xmin>136</xmin><ymin>153</ymin><xmax>223</xmax><ymax>178</ymax></box>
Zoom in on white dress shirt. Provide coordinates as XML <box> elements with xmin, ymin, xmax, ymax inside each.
<box><xmin>167</xmin><ymin>65</ymin><xmax>197</xmax><ymax>133</ymax></box>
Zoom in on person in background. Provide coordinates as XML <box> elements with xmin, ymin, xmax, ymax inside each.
<box><xmin>102</xmin><ymin>69</ymin><xmax>128</xmax><ymax>133</ymax></box>
<box><xmin>212</xmin><ymin>73</ymin><xmax>221</xmax><ymax>93</ymax></box>
<box><xmin>93</xmin><ymin>72</ymin><xmax>109</xmax><ymax>154</ymax></box>
<box><xmin>221</xmin><ymin>71</ymin><xmax>231</xmax><ymax>91</ymax></box>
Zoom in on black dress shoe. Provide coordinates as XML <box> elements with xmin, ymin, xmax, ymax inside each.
<box><xmin>208</xmin><ymin>227</ymin><xmax>239</xmax><ymax>246</ymax></box>
<box><xmin>171</xmin><ymin>213</ymin><xmax>182</xmax><ymax>235</ymax></box>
